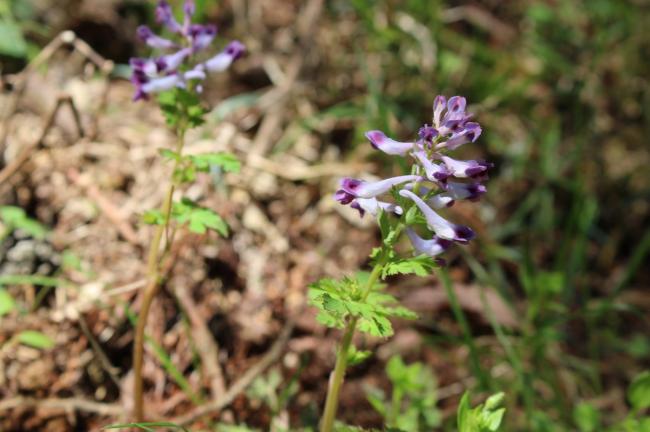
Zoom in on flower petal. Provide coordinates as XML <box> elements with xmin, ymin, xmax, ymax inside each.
<box><xmin>137</xmin><ymin>26</ymin><xmax>177</xmax><ymax>50</ymax></box>
<box><xmin>399</xmin><ymin>189</ymin><xmax>475</xmax><ymax>243</ymax></box>
<box><xmin>406</xmin><ymin>228</ymin><xmax>452</xmax><ymax>256</ymax></box>
<box><xmin>341</xmin><ymin>175</ymin><xmax>420</xmax><ymax>199</ymax></box>
<box><xmin>441</xmin><ymin>155</ymin><xmax>492</xmax><ymax>179</ymax></box>
<box><xmin>156</xmin><ymin>1</ymin><xmax>182</xmax><ymax>33</ymax></box>
<box><xmin>205</xmin><ymin>41</ymin><xmax>245</xmax><ymax>72</ymax></box>
<box><xmin>432</xmin><ymin>95</ymin><xmax>447</xmax><ymax>128</ymax></box>
<box><xmin>365</xmin><ymin>130</ymin><xmax>414</xmax><ymax>156</ymax></box>
<box><xmin>412</xmin><ymin>150</ymin><xmax>450</xmax><ymax>182</ymax></box>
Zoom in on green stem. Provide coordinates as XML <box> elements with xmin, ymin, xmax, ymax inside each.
<box><xmin>133</xmin><ymin>129</ymin><xmax>186</xmax><ymax>421</ymax></box>
<box><xmin>320</xmin><ymin>257</ymin><xmax>386</xmax><ymax>432</ymax></box>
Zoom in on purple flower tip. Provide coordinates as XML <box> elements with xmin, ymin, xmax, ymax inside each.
<box><xmin>340</xmin><ymin>178</ymin><xmax>362</xmax><ymax>195</ymax></box>
<box><xmin>183</xmin><ymin>0</ymin><xmax>196</xmax><ymax>16</ymax></box>
<box><xmin>365</xmin><ymin>130</ymin><xmax>384</xmax><ymax>149</ymax></box>
<box><xmin>454</xmin><ymin>225</ymin><xmax>475</xmax><ymax>243</ymax></box>
<box><xmin>334</xmin><ymin>189</ymin><xmax>354</xmax><ymax>204</ymax></box>
<box><xmin>225</xmin><ymin>40</ymin><xmax>246</xmax><ymax>59</ymax></box>
<box><xmin>137</xmin><ymin>25</ymin><xmax>153</xmax><ymax>41</ymax></box>
<box><xmin>418</xmin><ymin>125</ymin><xmax>438</xmax><ymax>142</ymax></box>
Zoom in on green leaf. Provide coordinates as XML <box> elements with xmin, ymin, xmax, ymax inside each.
<box><xmin>0</xmin><ymin>19</ymin><xmax>27</xmax><ymax>58</ymax></box>
<box><xmin>457</xmin><ymin>392</ymin><xmax>506</xmax><ymax>432</ymax></box>
<box><xmin>189</xmin><ymin>208</ymin><xmax>228</xmax><ymax>235</ymax></box>
<box><xmin>159</xmin><ymin>149</ymin><xmax>181</xmax><ymax>162</ymax></box>
<box><xmin>0</xmin><ymin>275</ymin><xmax>63</xmax><ymax>287</ymax></box>
<box><xmin>382</xmin><ymin>255</ymin><xmax>437</xmax><ymax>278</ymax></box>
<box><xmin>16</xmin><ymin>330</ymin><xmax>54</xmax><ymax>349</ymax></box>
<box><xmin>366</xmin><ymin>386</ymin><xmax>387</xmax><ymax>416</ymax></box>
<box><xmin>172</xmin><ymin>198</ymin><xmax>229</xmax><ymax>236</ymax></box>
<box><xmin>188</xmin><ymin>152</ymin><xmax>240</xmax><ymax>173</ymax></box>
<box><xmin>103</xmin><ymin>422</ymin><xmax>189</xmax><ymax>431</ymax></box>
<box><xmin>457</xmin><ymin>392</ymin><xmax>472</xmax><ymax>432</ymax></box>
<box><xmin>347</xmin><ymin>345</ymin><xmax>372</xmax><ymax>366</ymax></box>
<box><xmin>358</xmin><ymin>314</ymin><xmax>393</xmax><ymax>337</ymax></box>
<box><xmin>0</xmin><ymin>206</ymin><xmax>47</xmax><ymax>239</ymax></box>
<box><xmin>484</xmin><ymin>392</ymin><xmax>505</xmax><ymax>410</ymax></box>
<box><xmin>142</xmin><ymin>210</ymin><xmax>165</xmax><ymax>225</ymax></box>
<box><xmin>629</xmin><ymin>370</ymin><xmax>650</xmax><ymax>411</ymax></box>
<box><xmin>315</xmin><ymin>310</ymin><xmax>345</xmax><ymax>329</ymax></box>
<box><xmin>0</xmin><ymin>288</ymin><xmax>16</xmax><ymax>317</ymax></box>
<box><xmin>573</xmin><ymin>402</ymin><xmax>600</xmax><ymax>432</ymax></box>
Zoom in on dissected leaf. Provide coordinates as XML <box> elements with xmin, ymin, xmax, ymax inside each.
<box><xmin>382</xmin><ymin>255</ymin><xmax>437</xmax><ymax>278</ymax></box>
<box><xmin>189</xmin><ymin>152</ymin><xmax>240</xmax><ymax>173</ymax></box>
<box><xmin>172</xmin><ymin>198</ymin><xmax>229</xmax><ymax>236</ymax></box>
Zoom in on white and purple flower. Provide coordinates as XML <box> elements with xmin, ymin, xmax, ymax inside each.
<box><xmin>130</xmin><ymin>0</ymin><xmax>245</xmax><ymax>101</ymax></box>
<box><xmin>334</xmin><ymin>94</ymin><xmax>492</xmax><ymax>258</ymax></box>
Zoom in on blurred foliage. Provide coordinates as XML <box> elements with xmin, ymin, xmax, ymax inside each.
<box><xmin>366</xmin><ymin>356</ymin><xmax>442</xmax><ymax>431</ymax></box>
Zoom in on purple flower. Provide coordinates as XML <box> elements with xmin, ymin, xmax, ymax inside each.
<box><xmin>366</xmin><ymin>131</ymin><xmax>414</xmax><ymax>156</ymax></box>
<box><xmin>436</xmin><ymin>122</ymin><xmax>482</xmax><ymax>151</ymax></box>
<box><xmin>441</xmin><ymin>155</ymin><xmax>492</xmax><ymax>179</ymax></box>
<box><xmin>351</xmin><ymin>197</ymin><xmax>403</xmax><ymax>218</ymax></box>
<box><xmin>157</xmin><ymin>48</ymin><xmax>192</xmax><ymax>73</ymax></box>
<box><xmin>142</xmin><ymin>74</ymin><xmax>183</xmax><ymax>94</ymax></box>
<box><xmin>183</xmin><ymin>0</ymin><xmax>196</xmax><ymax>26</ymax></box>
<box><xmin>137</xmin><ymin>26</ymin><xmax>176</xmax><ymax>50</ymax></box>
<box><xmin>156</xmin><ymin>1</ymin><xmax>182</xmax><ymax>33</ymax></box>
<box><xmin>130</xmin><ymin>1</ymin><xmax>245</xmax><ymax>101</ymax></box>
<box><xmin>406</xmin><ymin>228</ymin><xmax>452</xmax><ymax>257</ymax></box>
<box><xmin>335</xmin><ymin>191</ymin><xmax>402</xmax><ymax>218</ymax></box>
<box><xmin>204</xmin><ymin>40</ymin><xmax>246</xmax><ymax>72</ymax></box>
<box><xmin>399</xmin><ymin>189</ymin><xmax>475</xmax><ymax>243</ymax></box>
<box><xmin>432</xmin><ymin>95</ymin><xmax>447</xmax><ymax>128</ymax></box>
<box><xmin>188</xmin><ymin>24</ymin><xmax>217</xmax><ymax>52</ymax></box>
<box><xmin>334</xmin><ymin>94</ymin><xmax>490</xmax><ymax>257</ymax></box>
<box><xmin>418</xmin><ymin>125</ymin><xmax>438</xmax><ymax>144</ymax></box>
<box><xmin>412</xmin><ymin>150</ymin><xmax>450</xmax><ymax>182</ymax></box>
<box><xmin>184</xmin><ymin>67</ymin><xmax>207</xmax><ymax>81</ymax></box>
<box><xmin>339</xmin><ymin>175</ymin><xmax>420</xmax><ymax>199</ymax></box>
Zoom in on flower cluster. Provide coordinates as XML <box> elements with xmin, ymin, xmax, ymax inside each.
<box><xmin>335</xmin><ymin>96</ymin><xmax>492</xmax><ymax>257</ymax></box>
<box><xmin>130</xmin><ymin>0</ymin><xmax>245</xmax><ymax>101</ymax></box>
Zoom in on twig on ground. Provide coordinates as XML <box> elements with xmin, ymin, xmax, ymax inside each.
<box><xmin>78</xmin><ymin>314</ymin><xmax>122</xmax><ymax>388</ymax></box>
<box><xmin>67</xmin><ymin>168</ymin><xmax>141</xmax><ymax>247</ymax></box>
<box><xmin>0</xmin><ymin>396</ymin><xmax>123</xmax><ymax>417</ymax></box>
<box><xmin>172</xmin><ymin>282</ymin><xmax>227</xmax><ymax>400</ymax></box>
<box><xmin>173</xmin><ymin>320</ymin><xmax>294</xmax><ymax>426</ymax></box>
<box><xmin>0</xmin><ymin>94</ymin><xmax>84</xmax><ymax>187</ymax></box>
<box><xmin>0</xmin><ymin>31</ymin><xmax>111</xmax><ymax>154</ymax></box>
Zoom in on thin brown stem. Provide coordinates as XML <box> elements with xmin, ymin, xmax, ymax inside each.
<box><xmin>133</xmin><ymin>130</ymin><xmax>185</xmax><ymax>421</ymax></box>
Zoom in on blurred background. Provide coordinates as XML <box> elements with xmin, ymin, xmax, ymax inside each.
<box><xmin>0</xmin><ymin>0</ymin><xmax>648</xmax><ymax>430</ymax></box>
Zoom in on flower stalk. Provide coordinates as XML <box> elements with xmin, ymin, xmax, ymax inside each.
<box><xmin>314</xmin><ymin>94</ymin><xmax>492</xmax><ymax>429</ymax></box>
<box><xmin>133</xmin><ymin>127</ymin><xmax>186</xmax><ymax>421</ymax></box>
<box><xmin>320</xmin><ymin>258</ymin><xmax>386</xmax><ymax>432</ymax></box>
<box><xmin>128</xmin><ymin>1</ymin><xmax>243</xmax><ymax>420</ymax></box>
